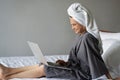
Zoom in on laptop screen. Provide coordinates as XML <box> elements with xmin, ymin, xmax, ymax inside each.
<box><xmin>27</xmin><ymin>41</ymin><xmax>48</xmax><ymax>65</ymax></box>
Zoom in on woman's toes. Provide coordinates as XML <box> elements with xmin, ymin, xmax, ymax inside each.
<box><xmin>0</xmin><ymin>68</ymin><xmax>4</xmax><ymax>80</ymax></box>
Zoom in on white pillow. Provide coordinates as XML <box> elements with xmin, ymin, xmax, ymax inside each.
<box><xmin>100</xmin><ymin>31</ymin><xmax>120</xmax><ymax>41</ymax></box>
<box><xmin>102</xmin><ymin>39</ymin><xmax>118</xmax><ymax>53</ymax></box>
<box><xmin>102</xmin><ymin>39</ymin><xmax>120</xmax><ymax>78</ymax></box>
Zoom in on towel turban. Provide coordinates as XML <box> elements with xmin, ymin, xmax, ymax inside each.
<box><xmin>67</xmin><ymin>3</ymin><xmax>103</xmax><ymax>54</ymax></box>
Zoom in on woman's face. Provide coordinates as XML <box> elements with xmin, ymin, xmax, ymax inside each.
<box><xmin>70</xmin><ymin>18</ymin><xmax>86</xmax><ymax>34</ymax></box>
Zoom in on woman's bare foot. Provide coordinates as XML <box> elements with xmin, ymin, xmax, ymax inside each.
<box><xmin>0</xmin><ymin>64</ymin><xmax>8</xmax><ymax>80</ymax></box>
<box><xmin>0</xmin><ymin>66</ymin><xmax>5</xmax><ymax>80</ymax></box>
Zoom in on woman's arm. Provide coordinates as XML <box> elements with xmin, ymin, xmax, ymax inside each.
<box><xmin>105</xmin><ymin>72</ymin><xmax>113</xmax><ymax>79</ymax></box>
<box><xmin>106</xmin><ymin>72</ymin><xmax>120</xmax><ymax>80</ymax></box>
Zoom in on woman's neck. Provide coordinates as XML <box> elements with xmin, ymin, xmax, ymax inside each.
<box><xmin>80</xmin><ymin>30</ymin><xmax>87</xmax><ymax>35</ymax></box>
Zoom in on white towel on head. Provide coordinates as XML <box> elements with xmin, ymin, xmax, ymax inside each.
<box><xmin>67</xmin><ymin>3</ymin><xmax>103</xmax><ymax>54</ymax></box>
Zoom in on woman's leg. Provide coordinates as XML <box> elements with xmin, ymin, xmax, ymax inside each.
<box><xmin>6</xmin><ymin>65</ymin><xmax>45</xmax><ymax>79</ymax></box>
<box><xmin>0</xmin><ymin>64</ymin><xmax>40</xmax><ymax>76</ymax></box>
<box><xmin>6</xmin><ymin>64</ymin><xmax>40</xmax><ymax>75</ymax></box>
<box><xmin>0</xmin><ymin>64</ymin><xmax>46</xmax><ymax>80</ymax></box>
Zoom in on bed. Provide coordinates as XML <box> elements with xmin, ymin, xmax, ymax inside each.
<box><xmin>0</xmin><ymin>31</ymin><xmax>120</xmax><ymax>80</ymax></box>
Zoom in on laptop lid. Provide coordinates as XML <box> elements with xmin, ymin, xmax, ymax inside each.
<box><xmin>27</xmin><ymin>41</ymin><xmax>48</xmax><ymax>65</ymax></box>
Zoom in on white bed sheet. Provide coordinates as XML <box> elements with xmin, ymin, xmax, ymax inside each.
<box><xmin>0</xmin><ymin>55</ymin><xmax>69</xmax><ymax>80</ymax></box>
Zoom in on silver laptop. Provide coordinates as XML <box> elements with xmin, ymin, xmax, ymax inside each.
<box><xmin>27</xmin><ymin>41</ymin><xmax>48</xmax><ymax>65</ymax></box>
<box><xmin>27</xmin><ymin>41</ymin><xmax>71</xmax><ymax>70</ymax></box>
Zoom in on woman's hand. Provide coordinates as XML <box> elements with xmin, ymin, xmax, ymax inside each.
<box><xmin>56</xmin><ymin>60</ymin><xmax>68</xmax><ymax>66</ymax></box>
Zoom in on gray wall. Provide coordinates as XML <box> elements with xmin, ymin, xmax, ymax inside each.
<box><xmin>0</xmin><ymin>0</ymin><xmax>120</xmax><ymax>57</ymax></box>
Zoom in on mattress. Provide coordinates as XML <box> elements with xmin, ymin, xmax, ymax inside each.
<box><xmin>0</xmin><ymin>55</ymin><xmax>69</xmax><ymax>80</ymax></box>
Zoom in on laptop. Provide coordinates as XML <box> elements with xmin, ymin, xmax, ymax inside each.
<box><xmin>27</xmin><ymin>41</ymin><xmax>71</xmax><ymax>70</ymax></box>
<box><xmin>27</xmin><ymin>41</ymin><xmax>48</xmax><ymax>65</ymax></box>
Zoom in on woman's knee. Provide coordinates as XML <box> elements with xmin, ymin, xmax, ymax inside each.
<box><xmin>39</xmin><ymin>65</ymin><xmax>46</xmax><ymax>76</ymax></box>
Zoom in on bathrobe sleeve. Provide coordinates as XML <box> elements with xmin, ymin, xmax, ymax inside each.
<box><xmin>81</xmin><ymin>33</ymin><xmax>108</xmax><ymax>79</ymax></box>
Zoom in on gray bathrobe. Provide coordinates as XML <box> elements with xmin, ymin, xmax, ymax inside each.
<box><xmin>44</xmin><ymin>32</ymin><xmax>108</xmax><ymax>80</ymax></box>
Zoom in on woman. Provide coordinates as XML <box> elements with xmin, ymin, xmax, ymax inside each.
<box><xmin>0</xmin><ymin>2</ymin><xmax>115</xmax><ymax>80</ymax></box>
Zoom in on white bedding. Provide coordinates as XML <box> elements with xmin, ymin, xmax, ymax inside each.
<box><xmin>100</xmin><ymin>31</ymin><xmax>120</xmax><ymax>78</ymax></box>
